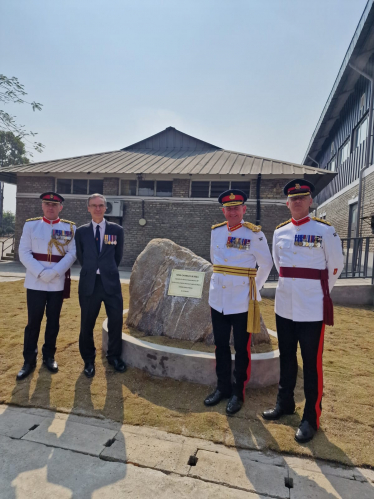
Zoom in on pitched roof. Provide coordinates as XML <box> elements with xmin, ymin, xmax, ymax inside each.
<box><xmin>303</xmin><ymin>0</ymin><xmax>374</xmax><ymax>165</ymax></box>
<box><xmin>1</xmin><ymin>126</ymin><xmax>335</xmax><ymax>195</ymax></box>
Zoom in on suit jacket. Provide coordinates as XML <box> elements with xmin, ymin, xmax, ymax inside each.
<box><xmin>75</xmin><ymin>220</ymin><xmax>124</xmax><ymax>296</ymax></box>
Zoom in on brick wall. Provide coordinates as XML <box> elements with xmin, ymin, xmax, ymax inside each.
<box><xmin>172</xmin><ymin>179</ymin><xmax>190</xmax><ymax>197</ymax></box>
<box><xmin>17</xmin><ymin>176</ymin><xmax>55</xmax><ymax>193</ymax></box>
<box><xmin>103</xmin><ymin>177</ymin><xmax>119</xmax><ymax>196</ymax></box>
<box><xmin>316</xmin><ymin>171</ymin><xmax>374</xmax><ymax>240</ymax></box>
<box><xmin>14</xmin><ymin>175</ymin><xmax>292</xmax><ymax>266</ymax></box>
<box><xmin>120</xmin><ymin>199</ymin><xmax>289</xmax><ymax>267</ymax></box>
<box><xmin>250</xmin><ymin>178</ymin><xmax>289</xmax><ymax>199</ymax></box>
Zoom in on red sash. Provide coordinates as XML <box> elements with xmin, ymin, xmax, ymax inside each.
<box><xmin>279</xmin><ymin>267</ymin><xmax>333</xmax><ymax>326</ymax></box>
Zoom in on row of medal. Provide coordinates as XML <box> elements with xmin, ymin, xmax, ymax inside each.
<box><xmin>226</xmin><ymin>237</ymin><xmax>251</xmax><ymax>250</ymax></box>
<box><xmin>52</xmin><ymin>229</ymin><xmax>72</xmax><ymax>241</ymax></box>
<box><xmin>294</xmin><ymin>235</ymin><xmax>322</xmax><ymax>247</ymax></box>
<box><xmin>104</xmin><ymin>235</ymin><xmax>117</xmax><ymax>245</ymax></box>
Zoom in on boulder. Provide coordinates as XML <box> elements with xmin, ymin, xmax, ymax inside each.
<box><xmin>126</xmin><ymin>238</ymin><xmax>270</xmax><ymax>345</ymax></box>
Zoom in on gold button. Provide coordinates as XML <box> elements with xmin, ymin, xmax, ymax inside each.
<box><xmin>280</xmin><ymin>246</ymin><xmax>282</xmax><ymax>249</ymax></box>
<box><xmin>222</xmin><ymin>285</ymin><xmax>226</xmax><ymax>289</ymax></box>
<box><xmin>217</xmin><ymin>245</ymin><xmax>219</xmax><ymax>247</ymax></box>
<box><xmin>293</xmin><ymin>252</ymin><xmax>297</xmax><ymax>254</ymax></box>
<box><xmin>293</xmin><ymin>265</ymin><xmax>296</xmax><ymax>267</ymax></box>
<box><xmin>224</xmin><ymin>259</ymin><xmax>228</xmax><ymax>262</ymax></box>
<box><xmin>223</xmin><ymin>272</ymin><xmax>226</xmax><ymax>275</ymax></box>
<box><xmin>292</xmin><ymin>278</ymin><xmax>295</xmax><ymax>281</ymax></box>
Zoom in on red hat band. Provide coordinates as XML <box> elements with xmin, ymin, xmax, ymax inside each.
<box><xmin>221</xmin><ymin>193</ymin><xmax>244</xmax><ymax>206</ymax></box>
<box><xmin>42</xmin><ymin>194</ymin><xmax>61</xmax><ymax>202</ymax></box>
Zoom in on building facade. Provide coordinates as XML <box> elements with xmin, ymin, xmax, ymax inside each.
<box><xmin>2</xmin><ymin>127</ymin><xmax>334</xmax><ymax>267</ymax></box>
<box><xmin>303</xmin><ymin>0</ymin><xmax>374</xmax><ymax>244</ymax></box>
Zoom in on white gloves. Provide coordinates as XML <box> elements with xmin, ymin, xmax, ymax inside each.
<box><xmin>39</xmin><ymin>269</ymin><xmax>59</xmax><ymax>283</ymax></box>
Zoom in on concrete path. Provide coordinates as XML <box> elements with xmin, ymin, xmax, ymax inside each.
<box><xmin>0</xmin><ymin>405</ymin><xmax>373</xmax><ymax>498</ymax></box>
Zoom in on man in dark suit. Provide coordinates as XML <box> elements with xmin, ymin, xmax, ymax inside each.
<box><xmin>75</xmin><ymin>193</ymin><xmax>126</xmax><ymax>378</ymax></box>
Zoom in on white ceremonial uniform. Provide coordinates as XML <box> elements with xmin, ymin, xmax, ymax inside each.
<box><xmin>273</xmin><ymin>216</ymin><xmax>344</xmax><ymax>322</ymax></box>
<box><xmin>19</xmin><ymin>217</ymin><xmax>76</xmax><ymax>292</ymax></box>
<box><xmin>209</xmin><ymin>221</ymin><xmax>273</xmax><ymax>314</ymax></box>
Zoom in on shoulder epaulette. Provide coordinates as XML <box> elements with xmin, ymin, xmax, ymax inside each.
<box><xmin>243</xmin><ymin>222</ymin><xmax>261</xmax><ymax>233</ymax></box>
<box><xmin>25</xmin><ymin>217</ymin><xmax>42</xmax><ymax>222</ymax></box>
<box><xmin>211</xmin><ymin>221</ymin><xmax>227</xmax><ymax>230</ymax></box>
<box><xmin>312</xmin><ymin>217</ymin><xmax>331</xmax><ymax>226</ymax></box>
<box><xmin>60</xmin><ymin>219</ymin><xmax>76</xmax><ymax>225</ymax></box>
<box><xmin>276</xmin><ymin>219</ymin><xmax>291</xmax><ymax>230</ymax></box>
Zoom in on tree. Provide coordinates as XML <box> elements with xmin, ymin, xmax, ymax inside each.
<box><xmin>0</xmin><ymin>131</ymin><xmax>29</xmax><ymax>167</ymax></box>
<box><xmin>0</xmin><ymin>210</ymin><xmax>15</xmax><ymax>235</ymax></box>
<box><xmin>0</xmin><ymin>74</ymin><xmax>44</xmax><ymax>155</ymax></box>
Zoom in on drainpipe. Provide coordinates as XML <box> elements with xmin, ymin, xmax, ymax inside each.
<box><xmin>256</xmin><ymin>173</ymin><xmax>261</xmax><ymax>226</ymax></box>
<box><xmin>349</xmin><ymin>63</ymin><xmax>374</xmax><ymax>238</ymax></box>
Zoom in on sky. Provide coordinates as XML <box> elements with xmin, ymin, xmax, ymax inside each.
<box><xmin>1</xmin><ymin>0</ymin><xmax>369</xmax><ymax>213</ymax></box>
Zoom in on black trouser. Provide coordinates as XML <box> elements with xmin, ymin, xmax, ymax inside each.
<box><xmin>23</xmin><ymin>289</ymin><xmax>64</xmax><ymax>363</ymax></box>
<box><xmin>211</xmin><ymin>307</ymin><xmax>252</xmax><ymax>400</ymax></box>
<box><xmin>276</xmin><ymin>314</ymin><xmax>325</xmax><ymax>430</ymax></box>
<box><xmin>79</xmin><ymin>275</ymin><xmax>123</xmax><ymax>363</ymax></box>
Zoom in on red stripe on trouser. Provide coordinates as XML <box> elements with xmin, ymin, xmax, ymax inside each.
<box><xmin>315</xmin><ymin>324</ymin><xmax>325</xmax><ymax>429</ymax></box>
<box><xmin>242</xmin><ymin>333</ymin><xmax>252</xmax><ymax>400</ymax></box>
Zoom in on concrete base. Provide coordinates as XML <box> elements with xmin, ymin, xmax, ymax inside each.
<box><xmin>102</xmin><ymin>310</ymin><xmax>279</xmax><ymax>388</ymax></box>
<box><xmin>262</xmin><ymin>281</ymin><xmax>374</xmax><ymax>306</ymax></box>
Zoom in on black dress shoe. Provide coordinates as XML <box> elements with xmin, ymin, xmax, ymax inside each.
<box><xmin>16</xmin><ymin>362</ymin><xmax>36</xmax><ymax>381</ymax></box>
<box><xmin>84</xmin><ymin>362</ymin><xmax>95</xmax><ymax>378</ymax></box>
<box><xmin>204</xmin><ymin>389</ymin><xmax>231</xmax><ymax>407</ymax></box>
<box><xmin>262</xmin><ymin>404</ymin><xmax>295</xmax><ymax>421</ymax></box>
<box><xmin>226</xmin><ymin>395</ymin><xmax>243</xmax><ymax>415</ymax></box>
<box><xmin>43</xmin><ymin>357</ymin><xmax>58</xmax><ymax>373</ymax></box>
<box><xmin>108</xmin><ymin>358</ymin><xmax>127</xmax><ymax>373</ymax></box>
<box><xmin>295</xmin><ymin>420</ymin><xmax>316</xmax><ymax>443</ymax></box>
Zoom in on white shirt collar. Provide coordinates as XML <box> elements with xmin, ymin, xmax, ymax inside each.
<box><xmin>92</xmin><ymin>219</ymin><xmax>106</xmax><ymax>229</ymax></box>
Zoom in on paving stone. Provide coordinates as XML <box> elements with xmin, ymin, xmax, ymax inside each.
<box><xmin>190</xmin><ymin>449</ymin><xmax>289</xmax><ymax>498</ymax></box>
<box><xmin>0</xmin><ymin>406</ymin><xmax>45</xmax><ymax>439</ymax></box>
<box><xmin>289</xmin><ymin>468</ymin><xmax>374</xmax><ymax>499</ymax></box>
<box><xmin>0</xmin><ymin>435</ymin><xmax>265</xmax><ymax>499</ymax></box>
<box><xmin>22</xmin><ymin>417</ymin><xmax>118</xmax><ymax>456</ymax></box>
<box><xmin>101</xmin><ymin>430</ymin><xmax>187</xmax><ymax>473</ymax></box>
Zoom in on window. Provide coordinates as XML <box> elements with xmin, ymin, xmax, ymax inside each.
<box><xmin>230</xmin><ymin>181</ymin><xmax>251</xmax><ymax>197</ymax></box>
<box><xmin>354</xmin><ymin>116</ymin><xmax>368</xmax><ymax>148</ymax></box>
<box><xmin>88</xmin><ymin>179</ymin><xmax>103</xmax><ymax>194</ymax></box>
<box><xmin>359</xmin><ymin>93</ymin><xmax>366</xmax><ymax>113</ymax></box>
<box><xmin>56</xmin><ymin>179</ymin><xmax>71</xmax><ymax>194</ymax></box>
<box><xmin>73</xmin><ymin>179</ymin><xmax>88</xmax><ymax>194</ymax></box>
<box><xmin>191</xmin><ymin>181</ymin><xmax>209</xmax><ymax>198</ymax></box>
<box><xmin>190</xmin><ymin>181</ymin><xmax>251</xmax><ymax>198</ymax></box>
<box><xmin>156</xmin><ymin>181</ymin><xmax>172</xmax><ymax>197</ymax></box>
<box><xmin>210</xmin><ymin>182</ymin><xmax>229</xmax><ymax>198</ymax></box>
<box><xmin>56</xmin><ymin>179</ymin><xmax>103</xmax><ymax>194</ymax></box>
<box><xmin>338</xmin><ymin>140</ymin><xmax>350</xmax><ymax>166</ymax></box>
<box><xmin>121</xmin><ymin>180</ymin><xmax>137</xmax><ymax>196</ymax></box>
<box><xmin>327</xmin><ymin>157</ymin><xmax>336</xmax><ymax>172</ymax></box>
<box><xmin>138</xmin><ymin>180</ymin><xmax>154</xmax><ymax>196</ymax></box>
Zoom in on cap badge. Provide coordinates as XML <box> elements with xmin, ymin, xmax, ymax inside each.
<box><xmin>295</xmin><ymin>183</ymin><xmax>300</xmax><ymax>190</ymax></box>
<box><xmin>50</xmin><ymin>194</ymin><xmax>54</xmax><ymax>199</ymax></box>
<box><xmin>229</xmin><ymin>193</ymin><xmax>235</xmax><ymax>200</ymax></box>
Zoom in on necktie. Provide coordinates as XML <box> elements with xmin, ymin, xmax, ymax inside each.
<box><xmin>95</xmin><ymin>225</ymin><xmax>101</xmax><ymax>254</ymax></box>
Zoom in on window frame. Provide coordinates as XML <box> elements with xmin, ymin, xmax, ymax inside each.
<box><xmin>353</xmin><ymin>113</ymin><xmax>369</xmax><ymax>149</ymax></box>
<box><xmin>338</xmin><ymin>139</ymin><xmax>351</xmax><ymax>166</ymax></box>
<box><xmin>189</xmin><ymin>180</ymin><xmax>251</xmax><ymax>199</ymax></box>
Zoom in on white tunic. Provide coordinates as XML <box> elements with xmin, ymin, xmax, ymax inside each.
<box><xmin>209</xmin><ymin>222</ymin><xmax>273</xmax><ymax>315</ymax></box>
<box><xmin>273</xmin><ymin>217</ymin><xmax>344</xmax><ymax>322</ymax></box>
<box><xmin>19</xmin><ymin>217</ymin><xmax>77</xmax><ymax>292</ymax></box>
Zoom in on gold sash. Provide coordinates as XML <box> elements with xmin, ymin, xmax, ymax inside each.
<box><xmin>213</xmin><ymin>264</ymin><xmax>261</xmax><ymax>333</ymax></box>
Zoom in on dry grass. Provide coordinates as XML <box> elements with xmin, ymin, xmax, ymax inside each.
<box><xmin>0</xmin><ymin>280</ymin><xmax>373</xmax><ymax>468</ymax></box>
